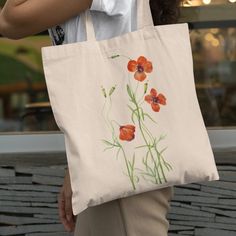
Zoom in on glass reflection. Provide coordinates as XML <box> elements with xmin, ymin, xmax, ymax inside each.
<box><xmin>0</xmin><ymin>27</ymin><xmax>236</xmax><ymax>132</ymax></box>
<box><xmin>0</xmin><ymin>36</ymin><xmax>59</xmax><ymax>132</ymax></box>
<box><xmin>190</xmin><ymin>27</ymin><xmax>236</xmax><ymax>126</ymax></box>
<box><xmin>182</xmin><ymin>0</ymin><xmax>236</xmax><ymax>7</ymax></box>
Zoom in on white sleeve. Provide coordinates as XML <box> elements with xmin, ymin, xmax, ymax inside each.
<box><xmin>89</xmin><ymin>0</ymin><xmax>132</xmax><ymax>16</ymax></box>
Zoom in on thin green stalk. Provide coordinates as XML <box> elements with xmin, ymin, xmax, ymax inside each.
<box><xmin>132</xmin><ymin>95</ymin><xmax>161</xmax><ymax>184</ymax></box>
<box><xmin>134</xmin><ymin>80</ymin><xmax>139</xmax><ymax>97</ymax></box>
<box><xmin>153</xmin><ymin>145</ymin><xmax>167</xmax><ymax>182</ymax></box>
<box><xmin>104</xmin><ymin>94</ymin><xmax>137</xmax><ymax>189</ymax></box>
<box><xmin>119</xmin><ymin>145</ymin><xmax>136</xmax><ymax>190</ymax></box>
<box><xmin>140</xmin><ymin>119</ymin><xmax>155</xmax><ymax>141</ymax></box>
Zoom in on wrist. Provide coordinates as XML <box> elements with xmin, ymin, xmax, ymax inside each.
<box><xmin>65</xmin><ymin>167</ymin><xmax>69</xmax><ymax>174</ymax></box>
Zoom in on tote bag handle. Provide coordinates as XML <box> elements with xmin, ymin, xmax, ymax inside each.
<box><xmin>82</xmin><ymin>0</ymin><xmax>154</xmax><ymax>42</ymax></box>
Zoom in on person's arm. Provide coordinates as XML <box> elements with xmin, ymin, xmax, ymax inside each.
<box><xmin>58</xmin><ymin>168</ymin><xmax>75</xmax><ymax>232</ymax></box>
<box><xmin>0</xmin><ymin>0</ymin><xmax>93</xmax><ymax>39</ymax></box>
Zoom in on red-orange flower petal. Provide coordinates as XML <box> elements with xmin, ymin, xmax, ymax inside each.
<box><xmin>119</xmin><ymin>125</ymin><xmax>135</xmax><ymax>141</ymax></box>
<box><xmin>125</xmin><ymin>124</ymin><xmax>135</xmax><ymax>132</ymax></box>
<box><xmin>120</xmin><ymin>132</ymin><xmax>134</xmax><ymax>141</ymax></box>
<box><xmin>144</xmin><ymin>95</ymin><xmax>153</xmax><ymax>104</ymax></box>
<box><xmin>157</xmin><ymin>94</ymin><xmax>167</xmax><ymax>105</ymax></box>
<box><xmin>151</xmin><ymin>103</ymin><xmax>160</xmax><ymax>112</ymax></box>
<box><xmin>150</xmin><ymin>88</ymin><xmax>157</xmax><ymax>97</ymax></box>
<box><xmin>137</xmin><ymin>56</ymin><xmax>147</xmax><ymax>67</ymax></box>
<box><xmin>145</xmin><ymin>88</ymin><xmax>167</xmax><ymax>112</ymax></box>
<box><xmin>119</xmin><ymin>132</ymin><xmax>134</xmax><ymax>141</ymax></box>
<box><xmin>143</xmin><ymin>61</ymin><xmax>153</xmax><ymax>73</ymax></box>
<box><xmin>127</xmin><ymin>60</ymin><xmax>137</xmax><ymax>72</ymax></box>
<box><xmin>134</xmin><ymin>71</ymin><xmax>146</xmax><ymax>82</ymax></box>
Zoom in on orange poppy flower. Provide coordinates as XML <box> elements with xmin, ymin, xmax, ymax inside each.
<box><xmin>127</xmin><ymin>56</ymin><xmax>153</xmax><ymax>82</ymax></box>
<box><xmin>144</xmin><ymin>88</ymin><xmax>166</xmax><ymax>112</ymax></box>
<box><xmin>119</xmin><ymin>124</ymin><xmax>136</xmax><ymax>141</ymax></box>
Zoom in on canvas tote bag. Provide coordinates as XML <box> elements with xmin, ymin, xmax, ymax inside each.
<box><xmin>41</xmin><ymin>0</ymin><xmax>219</xmax><ymax>215</ymax></box>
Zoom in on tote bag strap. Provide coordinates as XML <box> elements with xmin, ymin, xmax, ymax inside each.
<box><xmin>82</xmin><ymin>0</ymin><xmax>154</xmax><ymax>42</ymax></box>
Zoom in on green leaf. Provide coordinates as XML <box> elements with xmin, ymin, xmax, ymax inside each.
<box><xmin>135</xmin><ymin>167</ymin><xmax>144</xmax><ymax>172</ymax></box>
<box><xmin>152</xmin><ymin>137</ymin><xmax>157</xmax><ymax>146</ymax></box>
<box><xmin>145</xmin><ymin>150</ymin><xmax>150</xmax><ymax>162</ymax></box>
<box><xmin>116</xmin><ymin>148</ymin><xmax>121</xmax><ymax>160</ymax></box>
<box><xmin>140</xmin><ymin>108</ymin><xmax>145</xmax><ymax>121</ymax></box>
<box><xmin>150</xmin><ymin>179</ymin><xmax>157</xmax><ymax>184</ymax></box>
<box><xmin>102</xmin><ymin>139</ymin><xmax>116</xmax><ymax>147</ymax></box>
<box><xmin>160</xmin><ymin>133</ymin><xmax>167</xmax><ymax>140</ymax></box>
<box><xmin>141</xmin><ymin>172</ymin><xmax>155</xmax><ymax>178</ymax></box>
<box><xmin>143</xmin><ymin>113</ymin><xmax>157</xmax><ymax>124</ymax></box>
<box><xmin>101</xmin><ymin>86</ymin><xmax>107</xmax><ymax>98</ymax></box>
<box><xmin>159</xmin><ymin>146</ymin><xmax>168</xmax><ymax>155</ymax></box>
<box><xmin>163</xmin><ymin>163</ymin><xmax>171</xmax><ymax>171</ymax></box>
<box><xmin>126</xmin><ymin>84</ymin><xmax>133</xmax><ymax>99</ymax></box>
<box><xmin>140</xmin><ymin>174</ymin><xmax>151</xmax><ymax>182</ymax></box>
<box><xmin>127</xmin><ymin>105</ymin><xmax>135</xmax><ymax>112</ymax></box>
<box><xmin>128</xmin><ymin>154</ymin><xmax>135</xmax><ymax>170</ymax></box>
<box><xmin>103</xmin><ymin>146</ymin><xmax>115</xmax><ymax>152</ymax></box>
<box><xmin>132</xmin><ymin>153</ymin><xmax>136</xmax><ymax>168</ymax></box>
<box><xmin>109</xmin><ymin>85</ymin><xmax>117</xmax><ymax>96</ymax></box>
<box><xmin>122</xmin><ymin>171</ymin><xmax>129</xmax><ymax>177</ymax></box>
<box><xmin>142</xmin><ymin>156</ymin><xmax>155</xmax><ymax>176</ymax></box>
<box><xmin>128</xmin><ymin>160</ymin><xmax>133</xmax><ymax>170</ymax></box>
<box><xmin>131</xmin><ymin>110</ymin><xmax>138</xmax><ymax>124</ymax></box>
<box><xmin>135</xmin><ymin>144</ymin><xmax>148</xmax><ymax>149</ymax></box>
<box><xmin>102</xmin><ymin>139</ymin><xmax>113</xmax><ymax>145</ymax></box>
<box><xmin>144</xmin><ymin>82</ymin><xmax>148</xmax><ymax>94</ymax></box>
<box><xmin>134</xmin><ymin>175</ymin><xmax>139</xmax><ymax>183</ymax></box>
<box><xmin>110</xmin><ymin>54</ymin><xmax>120</xmax><ymax>59</ymax></box>
<box><xmin>166</xmin><ymin>164</ymin><xmax>173</xmax><ymax>170</ymax></box>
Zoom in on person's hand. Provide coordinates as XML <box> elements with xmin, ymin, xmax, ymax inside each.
<box><xmin>58</xmin><ymin>168</ymin><xmax>76</xmax><ymax>232</ymax></box>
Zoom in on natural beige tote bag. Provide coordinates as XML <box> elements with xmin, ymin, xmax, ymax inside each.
<box><xmin>41</xmin><ymin>0</ymin><xmax>219</xmax><ymax>215</ymax></box>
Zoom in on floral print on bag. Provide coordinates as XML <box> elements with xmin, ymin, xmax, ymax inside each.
<box><xmin>145</xmin><ymin>88</ymin><xmax>167</xmax><ymax>112</ymax></box>
<box><xmin>101</xmin><ymin>55</ymin><xmax>173</xmax><ymax>190</ymax></box>
<box><xmin>119</xmin><ymin>125</ymin><xmax>136</xmax><ymax>141</ymax></box>
<box><xmin>127</xmin><ymin>56</ymin><xmax>153</xmax><ymax>81</ymax></box>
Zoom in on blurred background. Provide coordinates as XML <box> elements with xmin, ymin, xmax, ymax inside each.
<box><xmin>0</xmin><ymin>0</ymin><xmax>236</xmax><ymax>133</ymax></box>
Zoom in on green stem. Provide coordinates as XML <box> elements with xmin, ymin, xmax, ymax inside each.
<box><xmin>118</xmin><ymin>54</ymin><xmax>132</xmax><ymax>60</ymax></box>
<box><xmin>132</xmin><ymin>94</ymin><xmax>161</xmax><ymax>184</ymax></box>
<box><xmin>138</xmin><ymin>100</ymin><xmax>145</xmax><ymax>106</ymax></box>
<box><xmin>140</xmin><ymin>119</ymin><xmax>155</xmax><ymax>141</ymax></box>
<box><xmin>153</xmin><ymin>145</ymin><xmax>167</xmax><ymax>182</ymax></box>
<box><xmin>134</xmin><ymin>80</ymin><xmax>139</xmax><ymax>96</ymax></box>
<box><xmin>120</xmin><ymin>145</ymin><xmax>136</xmax><ymax>190</ymax></box>
<box><xmin>105</xmin><ymin>101</ymin><xmax>136</xmax><ymax>189</ymax></box>
<box><xmin>111</xmin><ymin>119</ymin><xmax>121</xmax><ymax>127</ymax></box>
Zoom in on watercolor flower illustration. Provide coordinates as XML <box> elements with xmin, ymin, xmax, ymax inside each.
<box><xmin>101</xmin><ymin>54</ymin><xmax>173</xmax><ymax>190</ymax></box>
<box><xmin>127</xmin><ymin>56</ymin><xmax>153</xmax><ymax>82</ymax></box>
<box><xmin>145</xmin><ymin>88</ymin><xmax>167</xmax><ymax>112</ymax></box>
<box><xmin>119</xmin><ymin>124</ymin><xmax>136</xmax><ymax>141</ymax></box>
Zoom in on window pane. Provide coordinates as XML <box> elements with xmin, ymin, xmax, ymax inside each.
<box><xmin>191</xmin><ymin>27</ymin><xmax>236</xmax><ymax>127</ymax></box>
<box><xmin>182</xmin><ymin>0</ymin><xmax>236</xmax><ymax>7</ymax></box>
<box><xmin>0</xmin><ymin>36</ymin><xmax>59</xmax><ymax>132</ymax></box>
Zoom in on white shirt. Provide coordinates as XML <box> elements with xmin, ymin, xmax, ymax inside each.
<box><xmin>48</xmin><ymin>0</ymin><xmax>137</xmax><ymax>45</ymax></box>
